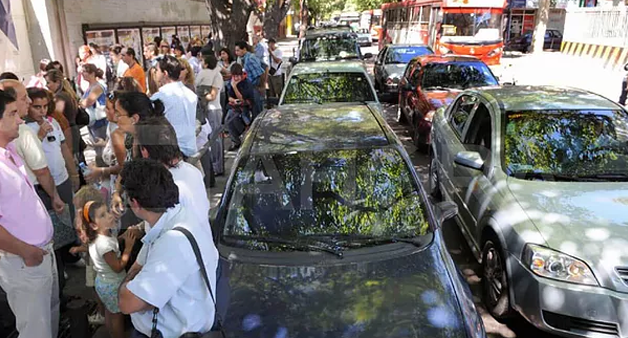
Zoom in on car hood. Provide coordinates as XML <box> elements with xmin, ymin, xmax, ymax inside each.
<box><xmin>423</xmin><ymin>90</ymin><xmax>461</xmax><ymax>110</ymax></box>
<box><xmin>218</xmin><ymin>243</ymin><xmax>468</xmax><ymax>338</ymax></box>
<box><xmin>383</xmin><ymin>64</ymin><xmax>407</xmax><ymax>78</ymax></box>
<box><xmin>507</xmin><ymin>178</ymin><xmax>628</xmax><ymax>271</ymax></box>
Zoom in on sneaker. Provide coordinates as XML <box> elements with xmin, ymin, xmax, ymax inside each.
<box><xmin>88</xmin><ymin>313</ymin><xmax>105</xmax><ymax>325</ymax></box>
<box><xmin>68</xmin><ymin>258</ymin><xmax>86</xmax><ymax>268</ymax></box>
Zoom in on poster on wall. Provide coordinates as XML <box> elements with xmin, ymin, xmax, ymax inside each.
<box><xmin>200</xmin><ymin>25</ymin><xmax>212</xmax><ymax>41</ymax></box>
<box><xmin>85</xmin><ymin>30</ymin><xmax>116</xmax><ymax>50</ymax></box>
<box><xmin>117</xmin><ymin>28</ymin><xmax>142</xmax><ymax>55</ymax></box>
<box><xmin>142</xmin><ymin>27</ymin><xmax>160</xmax><ymax>45</ymax></box>
<box><xmin>177</xmin><ymin>26</ymin><xmax>190</xmax><ymax>49</ymax></box>
<box><xmin>161</xmin><ymin>26</ymin><xmax>176</xmax><ymax>46</ymax></box>
<box><xmin>190</xmin><ymin>26</ymin><xmax>202</xmax><ymax>42</ymax></box>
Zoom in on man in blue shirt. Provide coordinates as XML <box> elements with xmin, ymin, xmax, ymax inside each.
<box><xmin>235</xmin><ymin>41</ymin><xmax>267</xmax><ymax>119</ymax></box>
<box><xmin>225</xmin><ymin>64</ymin><xmax>255</xmax><ymax>151</ymax></box>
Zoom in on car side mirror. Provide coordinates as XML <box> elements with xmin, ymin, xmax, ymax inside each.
<box><xmin>435</xmin><ymin>201</ymin><xmax>458</xmax><ymax>224</ymax></box>
<box><xmin>454</xmin><ymin>151</ymin><xmax>484</xmax><ymax>171</ymax></box>
<box><xmin>289</xmin><ymin>57</ymin><xmax>297</xmax><ymax>65</ymax></box>
<box><xmin>363</xmin><ymin>53</ymin><xmax>373</xmax><ymax>59</ymax></box>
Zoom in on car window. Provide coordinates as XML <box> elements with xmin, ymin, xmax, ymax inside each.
<box><xmin>544</xmin><ymin>32</ymin><xmax>551</xmax><ymax>39</ymax></box>
<box><xmin>449</xmin><ymin>95</ymin><xmax>477</xmax><ymax>137</ymax></box>
<box><xmin>282</xmin><ymin>72</ymin><xmax>376</xmax><ymax>104</ymax></box>
<box><xmin>421</xmin><ymin>61</ymin><xmax>499</xmax><ymax>90</ymax></box>
<box><xmin>504</xmin><ymin>110</ymin><xmax>628</xmax><ymax>179</ymax></box>
<box><xmin>377</xmin><ymin>47</ymin><xmax>387</xmax><ymax>64</ymax></box>
<box><xmin>221</xmin><ymin>148</ymin><xmax>430</xmax><ymax>251</ymax></box>
<box><xmin>385</xmin><ymin>47</ymin><xmax>433</xmax><ymax>64</ymax></box>
<box><xmin>300</xmin><ymin>34</ymin><xmax>359</xmax><ymax>61</ymax></box>
<box><xmin>553</xmin><ymin>31</ymin><xmax>562</xmax><ymax>39</ymax></box>
<box><xmin>463</xmin><ymin>103</ymin><xmax>492</xmax><ymax>153</ymax></box>
<box><xmin>409</xmin><ymin>63</ymin><xmax>422</xmax><ymax>86</ymax></box>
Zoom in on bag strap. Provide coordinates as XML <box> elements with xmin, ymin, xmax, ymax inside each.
<box><xmin>173</xmin><ymin>227</ymin><xmax>225</xmax><ymax>334</ymax></box>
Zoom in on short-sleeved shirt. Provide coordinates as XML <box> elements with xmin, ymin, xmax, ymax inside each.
<box><xmin>27</xmin><ymin>118</ymin><xmax>69</xmax><ymax>185</ymax></box>
<box><xmin>269</xmin><ymin>48</ymin><xmax>284</xmax><ymax>77</ymax></box>
<box><xmin>89</xmin><ymin>234</ymin><xmax>126</xmax><ymax>282</ymax></box>
<box><xmin>241</xmin><ymin>52</ymin><xmax>265</xmax><ymax>87</ymax></box>
<box><xmin>195</xmin><ymin>68</ymin><xmax>223</xmax><ymax>111</ymax></box>
<box><xmin>15</xmin><ymin>124</ymin><xmax>48</xmax><ymax>185</ymax></box>
<box><xmin>128</xmin><ymin>205</ymin><xmax>218</xmax><ymax>338</ymax></box>
<box><xmin>151</xmin><ymin>82</ymin><xmax>198</xmax><ymax>157</ymax></box>
<box><xmin>0</xmin><ymin>143</ymin><xmax>53</xmax><ymax>247</ymax></box>
<box><xmin>124</xmin><ymin>62</ymin><xmax>147</xmax><ymax>93</ymax></box>
<box><xmin>227</xmin><ymin>79</ymin><xmax>255</xmax><ymax>104</ymax></box>
<box><xmin>169</xmin><ymin>161</ymin><xmax>210</xmax><ymax>227</ymax></box>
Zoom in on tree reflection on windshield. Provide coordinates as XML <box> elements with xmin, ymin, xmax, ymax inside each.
<box><xmin>222</xmin><ymin>148</ymin><xmax>430</xmax><ymax>251</ymax></box>
<box><xmin>300</xmin><ymin>35</ymin><xmax>359</xmax><ymax>61</ymax></box>
<box><xmin>505</xmin><ymin>110</ymin><xmax>628</xmax><ymax>177</ymax></box>
<box><xmin>421</xmin><ymin>62</ymin><xmax>498</xmax><ymax>90</ymax></box>
<box><xmin>282</xmin><ymin>73</ymin><xmax>376</xmax><ymax>104</ymax></box>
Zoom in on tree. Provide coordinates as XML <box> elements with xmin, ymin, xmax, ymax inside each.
<box><xmin>262</xmin><ymin>0</ymin><xmax>293</xmax><ymax>39</ymax></box>
<box><xmin>204</xmin><ymin>0</ymin><xmax>257</xmax><ymax>50</ymax></box>
<box><xmin>530</xmin><ymin>0</ymin><xmax>550</xmax><ymax>54</ymax></box>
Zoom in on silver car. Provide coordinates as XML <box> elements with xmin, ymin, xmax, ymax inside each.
<box><xmin>430</xmin><ymin>85</ymin><xmax>628</xmax><ymax>338</ymax></box>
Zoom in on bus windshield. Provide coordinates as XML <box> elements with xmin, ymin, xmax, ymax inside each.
<box><xmin>441</xmin><ymin>9</ymin><xmax>502</xmax><ymax>42</ymax></box>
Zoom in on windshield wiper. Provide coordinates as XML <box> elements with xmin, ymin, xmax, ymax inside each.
<box><xmin>576</xmin><ymin>173</ymin><xmax>628</xmax><ymax>181</ymax></box>
<box><xmin>303</xmin><ymin>234</ymin><xmax>429</xmax><ymax>248</ymax></box>
<box><xmin>510</xmin><ymin>171</ymin><xmax>594</xmax><ymax>182</ymax></box>
<box><xmin>222</xmin><ymin>235</ymin><xmax>344</xmax><ymax>258</ymax></box>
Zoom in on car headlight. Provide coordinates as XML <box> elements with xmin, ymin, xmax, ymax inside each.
<box><xmin>522</xmin><ymin>244</ymin><xmax>598</xmax><ymax>286</ymax></box>
<box><xmin>488</xmin><ymin>47</ymin><xmax>502</xmax><ymax>57</ymax></box>
<box><xmin>439</xmin><ymin>45</ymin><xmax>451</xmax><ymax>54</ymax></box>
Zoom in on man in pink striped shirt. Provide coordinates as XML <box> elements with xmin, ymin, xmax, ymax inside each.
<box><xmin>0</xmin><ymin>89</ymin><xmax>59</xmax><ymax>338</ymax></box>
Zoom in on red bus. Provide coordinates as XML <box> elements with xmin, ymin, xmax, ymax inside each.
<box><xmin>380</xmin><ymin>0</ymin><xmax>507</xmax><ymax>65</ymax></box>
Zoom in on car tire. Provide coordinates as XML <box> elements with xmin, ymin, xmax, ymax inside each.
<box><xmin>397</xmin><ymin>102</ymin><xmax>408</xmax><ymax>125</ymax></box>
<box><xmin>428</xmin><ymin>153</ymin><xmax>442</xmax><ymax>200</ymax></box>
<box><xmin>481</xmin><ymin>236</ymin><xmax>514</xmax><ymax>321</ymax></box>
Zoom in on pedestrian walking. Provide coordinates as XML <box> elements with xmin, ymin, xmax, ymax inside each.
<box><xmin>0</xmin><ymin>88</ymin><xmax>60</xmax><ymax>338</ymax></box>
<box><xmin>118</xmin><ymin>158</ymin><xmax>219</xmax><ymax>338</ymax></box>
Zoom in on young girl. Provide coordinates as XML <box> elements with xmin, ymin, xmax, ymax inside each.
<box><xmin>81</xmin><ymin>200</ymin><xmax>136</xmax><ymax>338</ymax></box>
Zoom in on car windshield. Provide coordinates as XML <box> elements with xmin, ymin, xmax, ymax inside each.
<box><xmin>442</xmin><ymin>9</ymin><xmax>502</xmax><ymax>42</ymax></box>
<box><xmin>385</xmin><ymin>47</ymin><xmax>433</xmax><ymax>64</ymax></box>
<box><xmin>221</xmin><ymin>148</ymin><xmax>430</xmax><ymax>252</ymax></box>
<box><xmin>421</xmin><ymin>62</ymin><xmax>498</xmax><ymax>90</ymax></box>
<box><xmin>300</xmin><ymin>35</ymin><xmax>360</xmax><ymax>61</ymax></box>
<box><xmin>282</xmin><ymin>72</ymin><xmax>376</xmax><ymax>104</ymax></box>
<box><xmin>504</xmin><ymin>110</ymin><xmax>628</xmax><ymax>179</ymax></box>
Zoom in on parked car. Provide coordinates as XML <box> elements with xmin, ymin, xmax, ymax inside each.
<box><xmin>430</xmin><ymin>85</ymin><xmax>628</xmax><ymax>338</ymax></box>
<box><xmin>398</xmin><ymin>55</ymin><xmax>498</xmax><ymax>151</ymax></box>
<box><xmin>373</xmin><ymin>44</ymin><xmax>434</xmax><ymax>97</ymax></box>
<box><xmin>278</xmin><ymin>61</ymin><xmax>381</xmax><ymax>114</ymax></box>
<box><xmin>212</xmin><ymin>103</ymin><xmax>486</xmax><ymax>338</ymax></box>
<box><xmin>355</xmin><ymin>28</ymin><xmax>373</xmax><ymax>46</ymax></box>
<box><xmin>506</xmin><ymin>29</ymin><xmax>563</xmax><ymax>53</ymax></box>
<box><xmin>289</xmin><ymin>31</ymin><xmax>373</xmax><ymax>66</ymax></box>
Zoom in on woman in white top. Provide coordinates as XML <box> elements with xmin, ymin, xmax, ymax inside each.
<box><xmin>218</xmin><ymin>48</ymin><xmax>236</xmax><ymax>119</ymax></box>
<box><xmin>196</xmin><ymin>54</ymin><xmax>225</xmax><ymax>176</ymax></box>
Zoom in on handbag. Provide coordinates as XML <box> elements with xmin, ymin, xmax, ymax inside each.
<box><xmin>150</xmin><ymin>227</ymin><xmax>224</xmax><ymax>338</ymax></box>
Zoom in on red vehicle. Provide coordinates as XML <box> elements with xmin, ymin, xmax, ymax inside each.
<box><xmin>397</xmin><ymin>55</ymin><xmax>499</xmax><ymax>150</ymax></box>
<box><xmin>381</xmin><ymin>0</ymin><xmax>507</xmax><ymax>65</ymax></box>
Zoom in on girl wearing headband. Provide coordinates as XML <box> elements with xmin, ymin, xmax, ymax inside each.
<box><xmin>81</xmin><ymin>200</ymin><xmax>137</xmax><ymax>338</ymax></box>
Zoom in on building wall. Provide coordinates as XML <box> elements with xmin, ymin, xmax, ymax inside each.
<box><xmin>1</xmin><ymin>0</ymin><xmax>36</xmax><ymax>80</ymax></box>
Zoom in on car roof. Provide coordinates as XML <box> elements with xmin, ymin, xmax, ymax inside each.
<box><xmin>290</xmin><ymin>61</ymin><xmax>367</xmax><ymax>75</ymax></box>
<box><xmin>385</xmin><ymin>44</ymin><xmax>430</xmax><ymax>49</ymax></box>
<box><xmin>248</xmin><ymin>104</ymin><xmax>393</xmax><ymax>155</ymax></box>
<box><xmin>470</xmin><ymin>86</ymin><xmax>621</xmax><ymax>112</ymax></box>
<box><xmin>304</xmin><ymin>30</ymin><xmax>356</xmax><ymax>39</ymax></box>
<box><xmin>414</xmin><ymin>54</ymin><xmax>482</xmax><ymax>65</ymax></box>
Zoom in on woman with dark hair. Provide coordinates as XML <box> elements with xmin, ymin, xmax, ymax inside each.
<box><xmin>79</xmin><ymin>63</ymin><xmax>108</xmax><ymax>148</ymax></box>
<box><xmin>196</xmin><ymin>54</ymin><xmax>224</xmax><ymax>176</ymax></box>
<box><xmin>45</xmin><ymin>61</ymin><xmax>65</xmax><ymax>74</ymax></box>
<box><xmin>114</xmin><ymin>77</ymin><xmax>143</xmax><ymax>93</ymax></box>
<box><xmin>219</xmin><ymin>48</ymin><xmax>236</xmax><ymax>119</ymax></box>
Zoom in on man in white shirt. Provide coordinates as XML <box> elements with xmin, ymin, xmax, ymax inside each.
<box><xmin>134</xmin><ymin>116</ymin><xmax>210</xmax><ymax>225</ymax></box>
<box><xmin>151</xmin><ymin>56</ymin><xmax>198</xmax><ymax>158</ymax></box>
<box><xmin>118</xmin><ymin>159</ymin><xmax>218</xmax><ymax>338</ymax></box>
<box><xmin>267</xmin><ymin>38</ymin><xmax>284</xmax><ymax>98</ymax></box>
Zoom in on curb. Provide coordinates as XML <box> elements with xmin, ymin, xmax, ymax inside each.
<box><xmin>561</xmin><ymin>41</ymin><xmax>628</xmax><ymax>71</ymax></box>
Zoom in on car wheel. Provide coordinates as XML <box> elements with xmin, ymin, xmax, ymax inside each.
<box><xmin>397</xmin><ymin>102</ymin><xmax>408</xmax><ymax>124</ymax></box>
<box><xmin>482</xmin><ymin>237</ymin><xmax>514</xmax><ymax>320</ymax></box>
<box><xmin>428</xmin><ymin>153</ymin><xmax>442</xmax><ymax>200</ymax></box>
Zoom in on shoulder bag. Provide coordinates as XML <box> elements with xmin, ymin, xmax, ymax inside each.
<box><xmin>150</xmin><ymin>227</ymin><xmax>224</xmax><ymax>338</ymax></box>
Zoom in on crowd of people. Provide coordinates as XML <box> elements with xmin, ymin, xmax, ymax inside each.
<box><xmin>0</xmin><ymin>33</ymin><xmax>284</xmax><ymax>338</ymax></box>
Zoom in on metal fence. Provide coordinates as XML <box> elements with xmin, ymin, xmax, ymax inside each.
<box><xmin>563</xmin><ymin>6</ymin><xmax>628</xmax><ymax>46</ymax></box>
